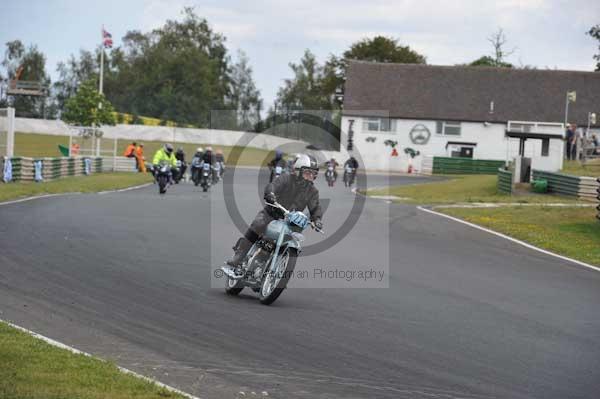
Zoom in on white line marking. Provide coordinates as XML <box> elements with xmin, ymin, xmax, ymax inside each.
<box><xmin>417</xmin><ymin>206</ymin><xmax>600</xmax><ymax>273</ymax></box>
<box><xmin>98</xmin><ymin>182</ymin><xmax>153</xmax><ymax>195</ymax></box>
<box><xmin>0</xmin><ymin>193</ymin><xmax>73</xmax><ymax>207</ymax></box>
<box><xmin>0</xmin><ymin>318</ymin><xmax>202</xmax><ymax>399</ymax></box>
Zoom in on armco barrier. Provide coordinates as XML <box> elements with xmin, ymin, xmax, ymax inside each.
<box><xmin>433</xmin><ymin>157</ymin><xmax>505</xmax><ymax>174</ymax></box>
<box><xmin>497</xmin><ymin>168</ymin><xmax>513</xmax><ymax>194</ymax></box>
<box><xmin>597</xmin><ymin>178</ymin><xmax>600</xmax><ymax>222</ymax></box>
<box><xmin>0</xmin><ymin>156</ymin><xmax>103</xmax><ymax>183</ymax></box>
<box><xmin>532</xmin><ymin>170</ymin><xmax>600</xmax><ymax>201</ymax></box>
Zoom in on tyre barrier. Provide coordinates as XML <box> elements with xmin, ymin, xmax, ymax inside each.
<box><xmin>1</xmin><ymin>156</ymin><xmax>103</xmax><ymax>183</ymax></box>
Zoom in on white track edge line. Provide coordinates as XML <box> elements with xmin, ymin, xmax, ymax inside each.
<box><xmin>0</xmin><ymin>318</ymin><xmax>201</xmax><ymax>399</ymax></box>
<box><xmin>0</xmin><ymin>183</ymin><xmax>153</xmax><ymax>206</ymax></box>
<box><xmin>417</xmin><ymin>206</ymin><xmax>600</xmax><ymax>273</ymax></box>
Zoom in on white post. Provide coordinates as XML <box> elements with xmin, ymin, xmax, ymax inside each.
<box><xmin>6</xmin><ymin>107</ymin><xmax>15</xmax><ymax>157</ymax></box>
<box><xmin>68</xmin><ymin>132</ymin><xmax>73</xmax><ymax>157</ymax></box>
<box><xmin>564</xmin><ymin>93</ymin><xmax>569</xmax><ymax>127</ymax></box>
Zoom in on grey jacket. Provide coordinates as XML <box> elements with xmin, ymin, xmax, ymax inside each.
<box><xmin>264</xmin><ymin>173</ymin><xmax>323</xmax><ymax>221</ymax></box>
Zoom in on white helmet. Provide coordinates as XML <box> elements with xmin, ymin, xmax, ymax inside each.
<box><xmin>294</xmin><ymin>153</ymin><xmax>319</xmax><ymax>172</ymax></box>
<box><xmin>196</xmin><ymin>147</ymin><xmax>204</xmax><ymax>153</ymax></box>
<box><xmin>206</xmin><ymin>146</ymin><xmax>213</xmax><ymax>152</ymax></box>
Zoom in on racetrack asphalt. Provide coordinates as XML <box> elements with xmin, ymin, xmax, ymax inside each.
<box><xmin>1</xmin><ymin>169</ymin><xmax>599</xmax><ymax>399</ymax></box>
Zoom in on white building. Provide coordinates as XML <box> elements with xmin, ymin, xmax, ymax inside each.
<box><xmin>340</xmin><ymin>61</ymin><xmax>600</xmax><ymax>173</ymax></box>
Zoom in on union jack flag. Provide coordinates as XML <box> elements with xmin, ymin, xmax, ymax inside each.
<box><xmin>102</xmin><ymin>28</ymin><xmax>113</xmax><ymax>48</ymax></box>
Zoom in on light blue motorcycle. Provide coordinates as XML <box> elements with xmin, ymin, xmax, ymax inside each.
<box><xmin>221</xmin><ymin>202</ymin><xmax>324</xmax><ymax>305</ymax></box>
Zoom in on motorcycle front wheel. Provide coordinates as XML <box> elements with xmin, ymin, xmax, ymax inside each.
<box><xmin>225</xmin><ymin>277</ymin><xmax>244</xmax><ymax>296</ymax></box>
<box><xmin>259</xmin><ymin>248</ymin><xmax>298</xmax><ymax>305</ymax></box>
<box><xmin>158</xmin><ymin>176</ymin><xmax>168</xmax><ymax>194</ymax></box>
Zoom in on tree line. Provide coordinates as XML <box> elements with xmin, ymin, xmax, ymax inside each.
<box><xmin>1</xmin><ymin>7</ymin><xmax>598</xmax><ymax>129</ymax></box>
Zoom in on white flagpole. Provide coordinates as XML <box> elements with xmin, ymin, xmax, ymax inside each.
<box><xmin>99</xmin><ymin>26</ymin><xmax>104</xmax><ymax>94</ymax></box>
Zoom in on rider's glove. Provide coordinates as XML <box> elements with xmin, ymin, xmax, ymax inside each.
<box><xmin>265</xmin><ymin>192</ymin><xmax>277</xmax><ymax>204</ymax></box>
<box><xmin>314</xmin><ymin>219</ymin><xmax>323</xmax><ymax>231</ymax></box>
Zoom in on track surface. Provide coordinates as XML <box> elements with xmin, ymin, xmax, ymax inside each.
<box><xmin>1</xmin><ymin>169</ymin><xmax>599</xmax><ymax>399</ymax></box>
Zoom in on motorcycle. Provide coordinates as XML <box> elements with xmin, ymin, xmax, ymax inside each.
<box><xmin>173</xmin><ymin>160</ymin><xmax>185</xmax><ymax>184</ymax></box>
<box><xmin>325</xmin><ymin>165</ymin><xmax>336</xmax><ymax>187</ymax></box>
<box><xmin>220</xmin><ymin>202</ymin><xmax>324</xmax><ymax>305</ymax></box>
<box><xmin>343</xmin><ymin>166</ymin><xmax>356</xmax><ymax>188</ymax></box>
<box><xmin>191</xmin><ymin>158</ymin><xmax>203</xmax><ymax>186</ymax></box>
<box><xmin>155</xmin><ymin>161</ymin><xmax>171</xmax><ymax>194</ymax></box>
<box><xmin>269</xmin><ymin>164</ymin><xmax>285</xmax><ymax>183</ymax></box>
<box><xmin>212</xmin><ymin>162</ymin><xmax>221</xmax><ymax>184</ymax></box>
<box><xmin>200</xmin><ymin>162</ymin><xmax>212</xmax><ymax>192</ymax></box>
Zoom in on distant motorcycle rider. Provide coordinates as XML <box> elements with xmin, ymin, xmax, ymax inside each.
<box><xmin>202</xmin><ymin>146</ymin><xmax>214</xmax><ymax>165</ymax></box>
<box><xmin>175</xmin><ymin>147</ymin><xmax>187</xmax><ymax>182</ymax></box>
<box><xmin>344</xmin><ymin>156</ymin><xmax>359</xmax><ymax>170</ymax></box>
<box><xmin>268</xmin><ymin>149</ymin><xmax>287</xmax><ymax>182</ymax></box>
<box><xmin>215</xmin><ymin>148</ymin><xmax>225</xmax><ymax>177</ymax></box>
<box><xmin>326</xmin><ymin>157</ymin><xmax>340</xmax><ymax>180</ymax></box>
<box><xmin>226</xmin><ymin>153</ymin><xmax>324</xmax><ymax>269</ymax></box>
<box><xmin>152</xmin><ymin>143</ymin><xmax>178</xmax><ymax>183</ymax></box>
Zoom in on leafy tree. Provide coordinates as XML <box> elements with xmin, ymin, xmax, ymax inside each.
<box><xmin>229</xmin><ymin>50</ymin><xmax>262</xmax><ymax>130</ymax></box>
<box><xmin>276</xmin><ymin>49</ymin><xmax>333</xmax><ymax>111</ymax></box>
<box><xmin>54</xmin><ymin>49</ymin><xmax>98</xmax><ymax>112</ymax></box>
<box><xmin>62</xmin><ymin>79</ymin><xmax>116</xmax><ymax>126</ymax></box>
<box><xmin>588</xmin><ymin>24</ymin><xmax>600</xmax><ymax>71</ymax></box>
<box><xmin>343</xmin><ymin>36</ymin><xmax>426</xmax><ymax>64</ymax></box>
<box><xmin>103</xmin><ymin>7</ymin><xmax>234</xmax><ymax>127</ymax></box>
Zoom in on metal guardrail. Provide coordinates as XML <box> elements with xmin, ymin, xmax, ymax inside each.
<box><xmin>532</xmin><ymin>170</ymin><xmax>599</xmax><ymax>201</ymax></box>
<box><xmin>597</xmin><ymin>178</ymin><xmax>600</xmax><ymax>222</ymax></box>
<box><xmin>497</xmin><ymin>168</ymin><xmax>513</xmax><ymax>194</ymax></box>
<box><xmin>433</xmin><ymin>157</ymin><xmax>505</xmax><ymax>175</ymax></box>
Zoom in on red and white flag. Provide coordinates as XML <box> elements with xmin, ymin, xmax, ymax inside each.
<box><xmin>102</xmin><ymin>28</ymin><xmax>113</xmax><ymax>48</ymax></box>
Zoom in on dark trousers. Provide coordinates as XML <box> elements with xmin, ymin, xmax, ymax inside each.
<box><xmin>565</xmin><ymin>141</ymin><xmax>572</xmax><ymax>160</ymax></box>
<box><xmin>245</xmin><ymin>210</ymin><xmax>275</xmax><ymax>243</ymax></box>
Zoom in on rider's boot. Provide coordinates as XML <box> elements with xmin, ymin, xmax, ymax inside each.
<box><xmin>226</xmin><ymin>237</ymin><xmax>253</xmax><ymax>273</ymax></box>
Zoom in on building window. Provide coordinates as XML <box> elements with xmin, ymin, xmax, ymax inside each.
<box><xmin>362</xmin><ymin>118</ymin><xmax>396</xmax><ymax>133</ymax></box>
<box><xmin>541</xmin><ymin>138</ymin><xmax>549</xmax><ymax>157</ymax></box>
<box><xmin>436</xmin><ymin>121</ymin><xmax>461</xmax><ymax>136</ymax></box>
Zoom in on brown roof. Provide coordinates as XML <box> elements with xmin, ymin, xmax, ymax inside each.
<box><xmin>342</xmin><ymin>60</ymin><xmax>600</xmax><ymax>126</ymax></box>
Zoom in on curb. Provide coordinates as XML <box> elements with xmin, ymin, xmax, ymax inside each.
<box><xmin>0</xmin><ymin>319</ymin><xmax>202</xmax><ymax>399</ymax></box>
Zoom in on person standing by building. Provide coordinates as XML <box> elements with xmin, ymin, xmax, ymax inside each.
<box><xmin>565</xmin><ymin>125</ymin><xmax>574</xmax><ymax>160</ymax></box>
<box><xmin>570</xmin><ymin>125</ymin><xmax>580</xmax><ymax>161</ymax></box>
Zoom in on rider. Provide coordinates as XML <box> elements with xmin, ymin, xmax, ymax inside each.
<box><xmin>175</xmin><ymin>147</ymin><xmax>187</xmax><ymax>182</ymax></box>
<box><xmin>152</xmin><ymin>143</ymin><xmax>178</xmax><ymax>183</ymax></box>
<box><xmin>344</xmin><ymin>155</ymin><xmax>359</xmax><ymax>171</ymax></box>
<box><xmin>326</xmin><ymin>157</ymin><xmax>340</xmax><ymax>180</ymax></box>
<box><xmin>268</xmin><ymin>149</ymin><xmax>287</xmax><ymax>182</ymax></box>
<box><xmin>226</xmin><ymin>153</ymin><xmax>324</xmax><ymax>269</ymax></box>
<box><xmin>202</xmin><ymin>146</ymin><xmax>214</xmax><ymax>165</ymax></box>
<box><xmin>215</xmin><ymin>148</ymin><xmax>225</xmax><ymax>177</ymax></box>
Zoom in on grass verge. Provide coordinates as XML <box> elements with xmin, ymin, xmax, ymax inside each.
<box><xmin>0</xmin><ymin>321</ymin><xmax>185</xmax><ymax>399</ymax></box>
<box><xmin>0</xmin><ymin>172</ymin><xmax>152</xmax><ymax>202</ymax></box>
<box><xmin>14</xmin><ymin>132</ymin><xmax>274</xmax><ymax>166</ymax></box>
<box><xmin>439</xmin><ymin>206</ymin><xmax>600</xmax><ymax>266</ymax></box>
<box><xmin>560</xmin><ymin>159</ymin><xmax>600</xmax><ymax>177</ymax></box>
<box><xmin>367</xmin><ymin>174</ymin><xmax>581</xmax><ymax>205</ymax></box>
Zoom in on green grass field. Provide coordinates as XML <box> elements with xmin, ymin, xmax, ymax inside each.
<box><xmin>0</xmin><ymin>322</ymin><xmax>184</xmax><ymax>399</ymax></box>
<box><xmin>14</xmin><ymin>132</ymin><xmax>274</xmax><ymax>166</ymax></box>
<box><xmin>440</xmin><ymin>206</ymin><xmax>600</xmax><ymax>266</ymax></box>
<box><xmin>560</xmin><ymin>159</ymin><xmax>600</xmax><ymax>177</ymax></box>
<box><xmin>367</xmin><ymin>174</ymin><xmax>581</xmax><ymax>205</ymax></box>
<box><xmin>0</xmin><ymin>172</ymin><xmax>152</xmax><ymax>202</ymax></box>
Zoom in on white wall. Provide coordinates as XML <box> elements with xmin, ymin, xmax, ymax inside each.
<box><xmin>341</xmin><ymin>116</ymin><xmax>563</xmax><ymax>172</ymax></box>
<box><xmin>14</xmin><ymin>118</ymin><xmax>307</xmax><ymax>151</ymax></box>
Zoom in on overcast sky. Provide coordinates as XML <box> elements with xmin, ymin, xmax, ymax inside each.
<box><xmin>3</xmin><ymin>0</ymin><xmax>599</xmax><ymax>108</ymax></box>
